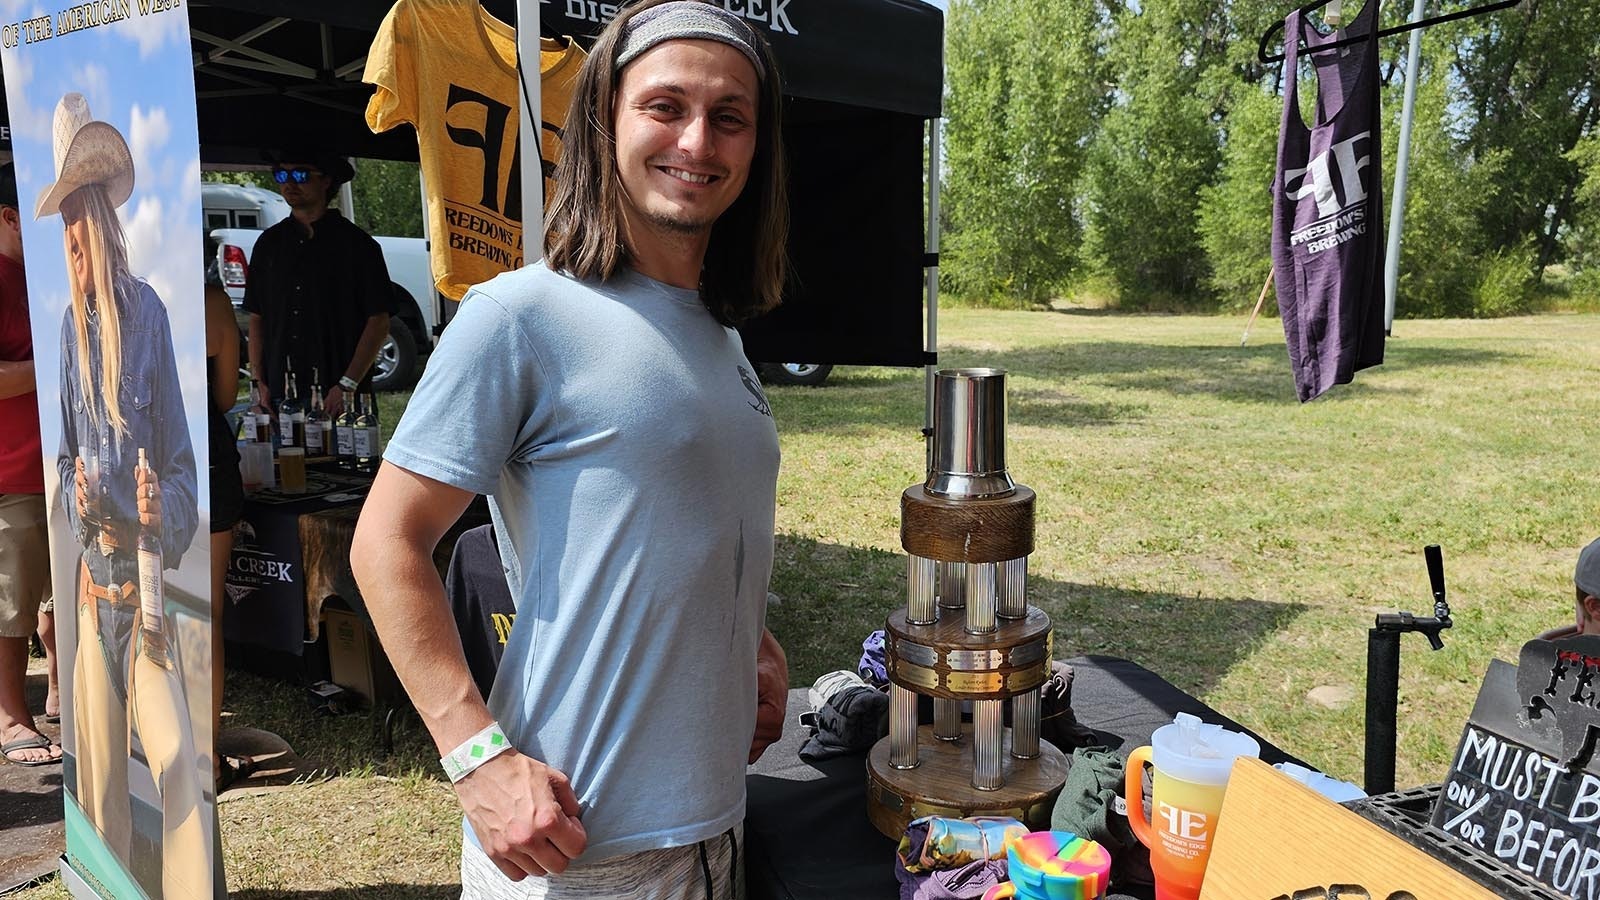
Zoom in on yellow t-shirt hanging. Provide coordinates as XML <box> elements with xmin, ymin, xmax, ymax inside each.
<box><xmin>365</xmin><ymin>0</ymin><xmax>586</xmax><ymax>301</ymax></box>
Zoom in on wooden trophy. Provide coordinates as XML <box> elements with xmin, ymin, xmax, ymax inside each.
<box><xmin>866</xmin><ymin>368</ymin><xmax>1069</xmax><ymax>839</ymax></box>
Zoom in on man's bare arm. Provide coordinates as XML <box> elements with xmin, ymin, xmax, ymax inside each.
<box><xmin>327</xmin><ymin>312</ymin><xmax>390</xmax><ymax>417</ymax></box>
<box><xmin>351</xmin><ymin>462</ymin><xmax>586</xmax><ymax>879</ymax></box>
<box><xmin>0</xmin><ymin>358</ymin><xmax>35</xmax><ymax>400</ymax></box>
<box><xmin>247</xmin><ymin>313</ymin><xmax>268</xmax><ymax>405</ymax></box>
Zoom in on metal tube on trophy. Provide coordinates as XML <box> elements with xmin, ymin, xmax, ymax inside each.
<box><xmin>972</xmin><ymin>699</ymin><xmax>1004</xmax><ymax>791</ymax></box>
<box><xmin>998</xmin><ymin>556</ymin><xmax>1028</xmax><ymax>619</ymax></box>
<box><xmin>927</xmin><ymin>369</ymin><xmax>1016</xmax><ymax>500</ymax></box>
<box><xmin>907</xmin><ymin>555</ymin><xmax>938</xmax><ymax>625</ymax></box>
<box><xmin>938</xmin><ymin>560</ymin><xmax>967</xmax><ymax>609</ymax></box>
<box><xmin>934</xmin><ymin>699</ymin><xmax>962</xmax><ymax>741</ymax></box>
<box><xmin>965</xmin><ymin>562</ymin><xmax>998</xmax><ymax>635</ymax></box>
<box><xmin>1011</xmin><ymin>688</ymin><xmax>1041</xmax><ymax>759</ymax></box>
<box><xmin>890</xmin><ymin>685</ymin><xmax>919</xmax><ymax>769</ymax></box>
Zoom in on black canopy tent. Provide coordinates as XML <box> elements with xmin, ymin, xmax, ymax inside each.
<box><xmin>185</xmin><ymin>0</ymin><xmax>944</xmax><ymax>369</ymax></box>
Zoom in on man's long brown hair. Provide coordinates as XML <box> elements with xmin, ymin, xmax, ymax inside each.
<box><xmin>543</xmin><ymin>0</ymin><xmax>788</xmax><ymax>326</ymax></box>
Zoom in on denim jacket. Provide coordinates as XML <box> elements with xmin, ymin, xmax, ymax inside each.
<box><xmin>57</xmin><ymin>276</ymin><xmax>198</xmax><ymax>586</ymax></box>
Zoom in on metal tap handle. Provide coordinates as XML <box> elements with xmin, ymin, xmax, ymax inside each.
<box><xmin>1425</xmin><ymin>544</ymin><xmax>1450</xmax><ymax>623</ymax></box>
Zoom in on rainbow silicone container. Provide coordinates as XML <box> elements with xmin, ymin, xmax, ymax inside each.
<box><xmin>980</xmin><ymin>831</ymin><xmax>1111</xmax><ymax>900</ymax></box>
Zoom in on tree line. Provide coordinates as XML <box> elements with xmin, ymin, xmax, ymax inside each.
<box><xmin>941</xmin><ymin>0</ymin><xmax>1600</xmax><ymax>315</ymax></box>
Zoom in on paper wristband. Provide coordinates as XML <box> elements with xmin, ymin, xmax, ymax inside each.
<box><xmin>441</xmin><ymin>722</ymin><xmax>514</xmax><ymax>783</ymax></box>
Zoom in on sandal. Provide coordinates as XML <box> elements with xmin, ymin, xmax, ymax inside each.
<box><xmin>2</xmin><ymin>731</ymin><xmax>63</xmax><ymax>767</ymax></box>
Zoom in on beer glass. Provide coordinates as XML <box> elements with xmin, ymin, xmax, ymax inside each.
<box><xmin>278</xmin><ymin>446</ymin><xmax>307</xmax><ymax>494</ymax></box>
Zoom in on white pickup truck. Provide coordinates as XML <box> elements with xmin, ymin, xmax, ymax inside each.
<box><xmin>202</xmin><ymin>182</ymin><xmax>442</xmax><ymax>391</ymax></box>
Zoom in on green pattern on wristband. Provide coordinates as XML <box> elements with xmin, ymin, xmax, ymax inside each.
<box><xmin>441</xmin><ymin>723</ymin><xmax>512</xmax><ymax>783</ymax></box>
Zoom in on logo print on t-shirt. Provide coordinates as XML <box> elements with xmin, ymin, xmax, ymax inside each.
<box><xmin>739</xmin><ymin>365</ymin><xmax>771</xmax><ymax>417</ymax></box>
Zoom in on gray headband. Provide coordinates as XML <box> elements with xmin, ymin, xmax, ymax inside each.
<box><xmin>615</xmin><ymin>1</ymin><xmax>766</xmax><ymax>81</ymax></box>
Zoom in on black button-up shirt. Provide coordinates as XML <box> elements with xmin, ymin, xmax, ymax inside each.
<box><xmin>242</xmin><ymin>210</ymin><xmax>395</xmax><ymax>401</ymax></box>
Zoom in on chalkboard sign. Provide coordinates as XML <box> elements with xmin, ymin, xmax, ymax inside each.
<box><xmin>1432</xmin><ymin>636</ymin><xmax>1600</xmax><ymax>897</ymax></box>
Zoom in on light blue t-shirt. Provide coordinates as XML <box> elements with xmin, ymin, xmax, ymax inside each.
<box><xmin>385</xmin><ymin>261</ymin><xmax>780</xmax><ymax>862</ymax></box>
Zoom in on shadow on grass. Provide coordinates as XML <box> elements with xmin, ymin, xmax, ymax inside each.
<box><xmin>766</xmin><ymin>535</ymin><xmax>1307</xmax><ymax>698</ymax></box>
<box><xmin>770</xmin><ymin>339</ymin><xmax>1519</xmax><ymax>432</ymax></box>
<box><xmin>230</xmin><ymin>888</ymin><xmax>457</xmax><ymax>899</ymax></box>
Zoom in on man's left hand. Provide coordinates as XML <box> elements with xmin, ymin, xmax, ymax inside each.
<box><xmin>326</xmin><ymin>385</ymin><xmax>346</xmax><ymax>418</ymax></box>
<box><xmin>136</xmin><ymin>466</ymin><xmax>162</xmax><ymax>533</ymax></box>
<box><xmin>749</xmin><ymin>629</ymin><xmax>788</xmax><ymax>764</ymax></box>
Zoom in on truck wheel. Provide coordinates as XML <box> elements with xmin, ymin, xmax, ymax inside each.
<box><xmin>372</xmin><ymin>319</ymin><xmax>418</xmax><ymax>391</ymax></box>
<box><xmin>761</xmin><ymin>363</ymin><xmax>834</xmax><ymax>387</ymax></box>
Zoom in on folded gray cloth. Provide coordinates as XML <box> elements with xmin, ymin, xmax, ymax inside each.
<box><xmin>799</xmin><ymin>685</ymin><xmax>889</xmax><ymax>762</ymax></box>
<box><xmin>1050</xmin><ymin>745</ymin><xmax>1154</xmax><ymax>887</ymax></box>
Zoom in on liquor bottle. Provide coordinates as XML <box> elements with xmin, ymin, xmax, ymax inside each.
<box><xmin>247</xmin><ymin>378</ymin><xmax>272</xmax><ymax>444</ymax></box>
<box><xmin>135</xmin><ymin>448</ymin><xmax>168</xmax><ymax>663</ymax></box>
<box><xmin>335</xmin><ymin>397</ymin><xmax>357</xmax><ymax>471</ymax></box>
<box><xmin>353</xmin><ymin>393</ymin><xmax>379</xmax><ymax>473</ymax></box>
<box><xmin>279</xmin><ymin>359</ymin><xmax>305</xmax><ymax>449</ymax></box>
<box><xmin>305</xmin><ymin>368</ymin><xmax>330</xmax><ymax>457</ymax></box>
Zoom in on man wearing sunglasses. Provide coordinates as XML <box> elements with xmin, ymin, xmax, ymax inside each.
<box><xmin>243</xmin><ymin>154</ymin><xmax>395</xmax><ymax>419</ymax></box>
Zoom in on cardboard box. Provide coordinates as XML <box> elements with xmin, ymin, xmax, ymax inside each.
<box><xmin>324</xmin><ymin>607</ymin><xmax>376</xmax><ymax>704</ymax></box>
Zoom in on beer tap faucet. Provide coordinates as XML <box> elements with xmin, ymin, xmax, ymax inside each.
<box><xmin>1365</xmin><ymin>544</ymin><xmax>1455</xmax><ymax>795</ymax></box>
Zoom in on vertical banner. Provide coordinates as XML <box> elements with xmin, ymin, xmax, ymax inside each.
<box><xmin>0</xmin><ymin>4</ymin><xmax>215</xmax><ymax>899</ymax></box>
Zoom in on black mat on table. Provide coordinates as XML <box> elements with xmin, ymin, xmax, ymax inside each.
<box><xmin>744</xmin><ymin>654</ymin><xmax>1314</xmax><ymax>900</ymax></box>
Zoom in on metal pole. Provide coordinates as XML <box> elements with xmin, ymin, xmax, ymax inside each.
<box><xmin>1012</xmin><ymin>689</ymin><xmax>1041</xmax><ymax>759</ymax></box>
<box><xmin>972</xmin><ymin>700</ymin><xmax>1004</xmax><ymax>791</ymax></box>
<box><xmin>965</xmin><ymin>562</ymin><xmax>997</xmax><ymax>635</ymax></box>
<box><xmin>1365</xmin><ymin>627</ymin><xmax>1401</xmax><ymax>795</ymax></box>
<box><xmin>890</xmin><ymin>685</ymin><xmax>920</xmax><ymax>769</ymax></box>
<box><xmin>924</xmin><ymin>118</ymin><xmax>941</xmax><ymax>475</ymax></box>
<box><xmin>517</xmin><ymin>0</ymin><xmax>544</xmax><ymax>262</ymax></box>
<box><xmin>1383</xmin><ymin>0</ymin><xmax>1427</xmax><ymax>334</ymax></box>
<box><xmin>907</xmin><ymin>555</ymin><xmax>938</xmax><ymax>625</ymax></box>
<box><xmin>934</xmin><ymin>700</ymin><xmax>962</xmax><ymax>742</ymax></box>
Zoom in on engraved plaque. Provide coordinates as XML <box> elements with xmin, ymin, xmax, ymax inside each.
<box><xmin>947</xmin><ymin>671</ymin><xmax>1005</xmax><ymax>693</ymax></box>
<box><xmin>895</xmin><ymin>640</ymin><xmax>940</xmax><ymax>668</ymax></box>
<box><xmin>1008</xmin><ymin>639</ymin><xmax>1047</xmax><ymax>668</ymax></box>
<box><xmin>947</xmin><ymin>648</ymin><xmax>1004</xmax><ymax>670</ymax></box>
<box><xmin>1007</xmin><ymin>667</ymin><xmax>1047</xmax><ymax>692</ymax></box>
<box><xmin>896</xmin><ymin>660</ymin><xmax>940</xmax><ymax>690</ymax></box>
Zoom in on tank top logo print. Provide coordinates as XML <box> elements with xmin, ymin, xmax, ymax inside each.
<box><xmin>739</xmin><ymin>365</ymin><xmax>772</xmax><ymax>417</ymax></box>
<box><xmin>1285</xmin><ymin>130</ymin><xmax>1373</xmax><ymax>255</ymax></box>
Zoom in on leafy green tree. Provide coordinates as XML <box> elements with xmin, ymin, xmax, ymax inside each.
<box><xmin>351</xmin><ymin>158</ymin><xmax>424</xmax><ymax>238</ymax></box>
<box><xmin>1442</xmin><ymin>0</ymin><xmax>1600</xmax><ymax>268</ymax></box>
<box><xmin>1081</xmin><ymin>0</ymin><xmax>1229</xmax><ymax>308</ymax></box>
<box><xmin>941</xmin><ymin>0</ymin><xmax>1110</xmax><ymax>305</ymax></box>
<box><xmin>1197</xmin><ymin>84</ymin><xmax>1280</xmax><ymax>308</ymax></box>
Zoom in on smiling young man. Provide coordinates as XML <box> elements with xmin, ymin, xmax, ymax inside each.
<box><xmin>350</xmin><ymin>2</ymin><xmax>790</xmax><ymax>898</ymax></box>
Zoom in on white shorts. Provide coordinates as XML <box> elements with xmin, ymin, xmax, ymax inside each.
<box><xmin>460</xmin><ymin>824</ymin><xmax>744</xmax><ymax>900</ymax></box>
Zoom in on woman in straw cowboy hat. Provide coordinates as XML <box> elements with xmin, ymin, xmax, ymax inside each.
<box><xmin>39</xmin><ymin>91</ymin><xmax>208</xmax><ymax>900</ymax></box>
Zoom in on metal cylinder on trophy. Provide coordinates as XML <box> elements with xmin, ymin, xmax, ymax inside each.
<box><xmin>866</xmin><ymin>368</ymin><xmax>1069</xmax><ymax>839</ymax></box>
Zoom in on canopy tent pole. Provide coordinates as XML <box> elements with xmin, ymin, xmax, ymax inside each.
<box><xmin>1383</xmin><ymin>0</ymin><xmax>1428</xmax><ymax>333</ymax></box>
<box><xmin>517</xmin><ymin>0</ymin><xmax>544</xmax><ymax>263</ymax></box>
<box><xmin>924</xmin><ymin>117</ymin><xmax>942</xmax><ymax>475</ymax></box>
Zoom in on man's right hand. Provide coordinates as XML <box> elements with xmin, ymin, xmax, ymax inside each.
<box><xmin>456</xmin><ymin>751</ymin><xmax>588</xmax><ymax>880</ymax></box>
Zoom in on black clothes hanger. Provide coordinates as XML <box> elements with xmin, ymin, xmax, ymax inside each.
<box><xmin>540</xmin><ymin>21</ymin><xmax>570</xmax><ymax>49</ymax></box>
<box><xmin>1258</xmin><ymin>0</ymin><xmax>1521</xmax><ymax>63</ymax></box>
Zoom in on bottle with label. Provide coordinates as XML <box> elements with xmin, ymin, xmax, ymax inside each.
<box><xmin>353</xmin><ymin>393</ymin><xmax>379</xmax><ymax>473</ymax></box>
<box><xmin>247</xmin><ymin>378</ymin><xmax>272</xmax><ymax>444</ymax></box>
<box><xmin>279</xmin><ymin>359</ymin><xmax>305</xmax><ymax>449</ymax></box>
<box><xmin>305</xmin><ymin>368</ymin><xmax>330</xmax><ymax>457</ymax></box>
<box><xmin>135</xmin><ymin>447</ymin><xmax>168</xmax><ymax>664</ymax></box>
<box><xmin>335</xmin><ymin>395</ymin><xmax>357</xmax><ymax>471</ymax></box>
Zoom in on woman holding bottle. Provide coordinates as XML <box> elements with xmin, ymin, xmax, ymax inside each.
<box><xmin>40</xmin><ymin>92</ymin><xmax>208</xmax><ymax>900</ymax></box>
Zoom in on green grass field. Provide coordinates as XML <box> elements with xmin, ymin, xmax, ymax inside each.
<box><xmin>15</xmin><ymin>309</ymin><xmax>1600</xmax><ymax>898</ymax></box>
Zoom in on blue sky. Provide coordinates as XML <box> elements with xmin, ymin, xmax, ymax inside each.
<box><xmin>0</xmin><ymin>1</ymin><xmax>210</xmax><ymax>517</ymax></box>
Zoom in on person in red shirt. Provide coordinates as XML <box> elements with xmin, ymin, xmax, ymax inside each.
<box><xmin>0</xmin><ymin>161</ymin><xmax>59</xmax><ymax>766</ymax></box>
